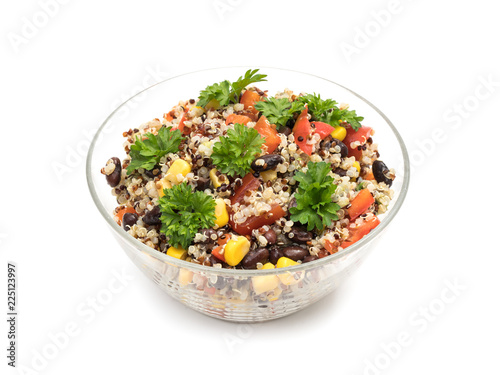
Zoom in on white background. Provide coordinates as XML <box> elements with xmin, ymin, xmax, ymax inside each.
<box><xmin>1</xmin><ymin>0</ymin><xmax>499</xmax><ymax>374</ymax></box>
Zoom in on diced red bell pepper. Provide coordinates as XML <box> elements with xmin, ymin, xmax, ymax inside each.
<box><xmin>342</xmin><ymin>215</ymin><xmax>380</xmax><ymax>248</ymax></box>
<box><xmin>311</xmin><ymin>121</ymin><xmax>335</xmax><ymax>140</ymax></box>
<box><xmin>254</xmin><ymin>116</ymin><xmax>281</xmax><ymax>154</ymax></box>
<box><xmin>344</xmin><ymin>125</ymin><xmax>373</xmax><ymax>160</ymax></box>
<box><xmin>230</xmin><ymin>173</ymin><xmax>261</xmax><ymax>206</ymax></box>
<box><xmin>240</xmin><ymin>90</ymin><xmax>262</xmax><ymax>115</ymax></box>
<box><xmin>225</xmin><ymin>114</ymin><xmax>252</xmax><ymax>126</ymax></box>
<box><xmin>324</xmin><ymin>240</ymin><xmax>339</xmax><ymax>254</ymax></box>
<box><xmin>230</xmin><ymin>204</ymin><xmax>286</xmax><ymax>236</ymax></box>
<box><xmin>292</xmin><ymin>105</ymin><xmax>313</xmax><ymax>155</ymax></box>
<box><xmin>211</xmin><ymin>234</ymin><xmax>232</xmax><ymax>262</ymax></box>
<box><xmin>347</xmin><ymin>188</ymin><xmax>375</xmax><ymax>220</ymax></box>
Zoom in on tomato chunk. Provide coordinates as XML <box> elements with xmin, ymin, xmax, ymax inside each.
<box><xmin>226</xmin><ymin>114</ymin><xmax>252</xmax><ymax>126</ymax></box>
<box><xmin>230</xmin><ymin>204</ymin><xmax>286</xmax><ymax>235</ymax></box>
<box><xmin>254</xmin><ymin>116</ymin><xmax>281</xmax><ymax>154</ymax></box>
<box><xmin>240</xmin><ymin>90</ymin><xmax>262</xmax><ymax>115</ymax></box>
<box><xmin>347</xmin><ymin>188</ymin><xmax>375</xmax><ymax>220</ymax></box>
<box><xmin>311</xmin><ymin>121</ymin><xmax>335</xmax><ymax>140</ymax></box>
<box><xmin>230</xmin><ymin>173</ymin><xmax>261</xmax><ymax>206</ymax></box>
<box><xmin>292</xmin><ymin>105</ymin><xmax>313</xmax><ymax>155</ymax></box>
<box><xmin>344</xmin><ymin>125</ymin><xmax>373</xmax><ymax>160</ymax></box>
<box><xmin>342</xmin><ymin>215</ymin><xmax>380</xmax><ymax>247</ymax></box>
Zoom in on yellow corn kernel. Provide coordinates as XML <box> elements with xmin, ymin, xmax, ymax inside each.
<box><xmin>252</xmin><ymin>263</ymin><xmax>280</xmax><ymax>295</ymax></box>
<box><xmin>224</xmin><ymin>236</ymin><xmax>251</xmax><ymax>266</ymax></box>
<box><xmin>276</xmin><ymin>257</ymin><xmax>299</xmax><ymax>268</ymax></box>
<box><xmin>167</xmin><ymin>246</ymin><xmax>187</xmax><ymax>260</ymax></box>
<box><xmin>261</xmin><ymin>169</ymin><xmax>277</xmax><ymax>182</ymax></box>
<box><xmin>210</xmin><ymin>168</ymin><xmax>228</xmax><ymax>188</ymax></box>
<box><xmin>352</xmin><ymin>161</ymin><xmax>361</xmax><ymax>173</ymax></box>
<box><xmin>205</xmin><ymin>99</ymin><xmax>220</xmax><ymax>110</ymax></box>
<box><xmin>166</xmin><ymin>159</ymin><xmax>191</xmax><ymax>184</ymax></box>
<box><xmin>331</xmin><ymin>126</ymin><xmax>347</xmax><ymax>141</ymax></box>
<box><xmin>214</xmin><ymin>198</ymin><xmax>229</xmax><ymax>228</ymax></box>
<box><xmin>157</xmin><ymin>178</ymin><xmax>172</xmax><ymax>198</ymax></box>
<box><xmin>178</xmin><ymin>268</ymin><xmax>193</xmax><ymax>286</ymax></box>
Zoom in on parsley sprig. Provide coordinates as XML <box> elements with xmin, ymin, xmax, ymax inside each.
<box><xmin>289</xmin><ymin>161</ymin><xmax>340</xmax><ymax>231</ymax></box>
<box><xmin>159</xmin><ymin>182</ymin><xmax>216</xmax><ymax>249</ymax></box>
<box><xmin>298</xmin><ymin>93</ymin><xmax>364</xmax><ymax>131</ymax></box>
<box><xmin>197</xmin><ymin>69</ymin><xmax>267</xmax><ymax>108</ymax></box>
<box><xmin>254</xmin><ymin>98</ymin><xmax>304</xmax><ymax>129</ymax></box>
<box><xmin>211</xmin><ymin>123</ymin><xmax>264</xmax><ymax>177</ymax></box>
<box><xmin>127</xmin><ymin>126</ymin><xmax>184</xmax><ymax>175</ymax></box>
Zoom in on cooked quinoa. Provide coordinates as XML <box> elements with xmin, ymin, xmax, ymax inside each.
<box><xmin>101</xmin><ymin>70</ymin><xmax>395</xmax><ymax>270</ymax></box>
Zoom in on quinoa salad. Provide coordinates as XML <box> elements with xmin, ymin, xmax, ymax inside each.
<box><xmin>101</xmin><ymin>69</ymin><xmax>395</xmax><ymax>271</ymax></box>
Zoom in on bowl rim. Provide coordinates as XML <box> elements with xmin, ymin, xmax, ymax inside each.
<box><xmin>86</xmin><ymin>66</ymin><xmax>410</xmax><ymax>276</ymax></box>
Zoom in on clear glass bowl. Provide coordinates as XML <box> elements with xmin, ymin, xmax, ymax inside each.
<box><xmin>86</xmin><ymin>67</ymin><xmax>410</xmax><ymax>322</ymax></box>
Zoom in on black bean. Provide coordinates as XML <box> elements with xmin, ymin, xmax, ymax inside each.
<box><xmin>333</xmin><ymin>167</ymin><xmax>347</xmax><ymax>177</ymax></box>
<box><xmin>289</xmin><ymin>226</ymin><xmax>313</xmax><ymax>243</ymax></box>
<box><xmin>241</xmin><ymin>248</ymin><xmax>270</xmax><ymax>269</ymax></box>
<box><xmin>269</xmin><ymin>246</ymin><xmax>283</xmax><ymax>265</ymax></box>
<box><xmin>210</xmin><ymin>274</ymin><xmax>226</xmax><ymax>289</ymax></box>
<box><xmin>194</xmin><ymin>176</ymin><xmax>210</xmax><ymax>191</ymax></box>
<box><xmin>142</xmin><ymin>206</ymin><xmax>161</xmax><ymax>225</ymax></box>
<box><xmin>285</xmin><ymin>118</ymin><xmax>295</xmax><ymax>128</ymax></box>
<box><xmin>251</xmin><ymin>154</ymin><xmax>284</xmax><ymax>172</ymax></box>
<box><xmin>105</xmin><ymin>157</ymin><xmax>122</xmax><ymax>187</ymax></box>
<box><xmin>144</xmin><ymin>165</ymin><xmax>161</xmax><ymax>179</ymax></box>
<box><xmin>320</xmin><ymin>136</ymin><xmax>348</xmax><ymax>158</ymax></box>
<box><xmin>122</xmin><ymin>213</ymin><xmax>138</xmax><ymax>231</ymax></box>
<box><xmin>372</xmin><ymin>160</ymin><xmax>393</xmax><ymax>187</ymax></box>
<box><xmin>302</xmin><ymin>255</ymin><xmax>319</xmax><ymax>263</ymax></box>
<box><xmin>282</xmin><ymin>246</ymin><xmax>309</xmax><ymax>261</ymax></box>
<box><xmin>263</xmin><ymin>229</ymin><xmax>277</xmax><ymax>245</ymax></box>
<box><xmin>279</xmin><ymin>126</ymin><xmax>292</xmax><ymax>136</ymax></box>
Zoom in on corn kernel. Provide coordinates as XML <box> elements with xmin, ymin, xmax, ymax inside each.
<box><xmin>331</xmin><ymin>126</ymin><xmax>347</xmax><ymax>141</ymax></box>
<box><xmin>224</xmin><ymin>236</ymin><xmax>251</xmax><ymax>266</ymax></box>
<box><xmin>157</xmin><ymin>178</ymin><xmax>172</xmax><ymax>198</ymax></box>
<box><xmin>276</xmin><ymin>257</ymin><xmax>299</xmax><ymax>268</ymax></box>
<box><xmin>353</xmin><ymin>161</ymin><xmax>361</xmax><ymax>173</ymax></box>
<box><xmin>261</xmin><ymin>169</ymin><xmax>277</xmax><ymax>182</ymax></box>
<box><xmin>210</xmin><ymin>168</ymin><xmax>228</xmax><ymax>188</ymax></box>
<box><xmin>252</xmin><ymin>263</ymin><xmax>280</xmax><ymax>294</ymax></box>
<box><xmin>167</xmin><ymin>246</ymin><xmax>187</xmax><ymax>260</ymax></box>
<box><xmin>166</xmin><ymin>159</ymin><xmax>191</xmax><ymax>184</ymax></box>
<box><xmin>178</xmin><ymin>268</ymin><xmax>193</xmax><ymax>286</ymax></box>
<box><xmin>214</xmin><ymin>198</ymin><xmax>229</xmax><ymax>228</ymax></box>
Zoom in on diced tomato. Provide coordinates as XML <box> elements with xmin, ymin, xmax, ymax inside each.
<box><xmin>292</xmin><ymin>105</ymin><xmax>313</xmax><ymax>155</ymax></box>
<box><xmin>230</xmin><ymin>204</ymin><xmax>286</xmax><ymax>236</ymax></box>
<box><xmin>362</xmin><ymin>169</ymin><xmax>375</xmax><ymax>180</ymax></box>
<box><xmin>240</xmin><ymin>90</ymin><xmax>262</xmax><ymax>114</ymax></box>
<box><xmin>342</xmin><ymin>215</ymin><xmax>380</xmax><ymax>248</ymax></box>
<box><xmin>324</xmin><ymin>240</ymin><xmax>339</xmax><ymax>254</ymax></box>
<box><xmin>344</xmin><ymin>125</ymin><xmax>373</xmax><ymax>160</ymax></box>
<box><xmin>164</xmin><ymin>111</ymin><xmax>174</xmax><ymax>121</ymax></box>
<box><xmin>311</xmin><ymin>121</ymin><xmax>335</xmax><ymax>140</ymax></box>
<box><xmin>115</xmin><ymin>206</ymin><xmax>136</xmax><ymax>225</ymax></box>
<box><xmin>254</xmin><ymin>116</ymin><xmax>281</xmax><ymax>154</ymax></box>
<box><xmin>225</xmin><ymin>114</ymin><xmax>252</xmax><ymax>126</ymax></box>
<box><xmin>211</xmin><ymin>234</ymin><xmax>232</xmax><ymax>263</ymax></box>
<box><xmin>347</xmin><ymin>188</ymin><xmax>375</xmax><ymax>220</ymax></box>
<box><xmin>204</xmin><ymin>286</ymin><xmax>216</xmax><ymax>295</ymax></box>
<box><xmin>230</xmin><ymin>173</ymin><xmax>261</xmax><ymax>206</ymax></box>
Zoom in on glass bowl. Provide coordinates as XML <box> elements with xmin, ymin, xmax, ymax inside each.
<box><xmin>86</xmin><ymin>67</ymin><xmax>410</xmax><ymax>322</ymax></box>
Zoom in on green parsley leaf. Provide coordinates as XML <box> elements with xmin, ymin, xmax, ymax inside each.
<box><xmin>289</xmin><ymin>161</ymin><xmax>340</xmax><ymax>231</ymax></box>
<box><xmin>211</xmin><ymin>123</ymin><xmax>264</xmax><ymax>177</ymax></box>
<box><xmin>159</xmin><ymin>182</ymin><xmax>216</xmax><ymax>249</ymax></box>
<box><xmin>254</xmin><ymin>98</ymin><xmax>304</xmax><ymax>129</ymax></box>
<box><xmin>197</xmin><ymin>69</ymin><xmax>267</xmax><ymax>108</ymax></box>
<box><xmin>127</xmin><ymin>126</ymin><xmax>184</xmax><ymax>175</ymax></box>
<box><xmin>298</xmin><ymin>93</ymin><xmax>364</xmax><ymax>131</ymax></box>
